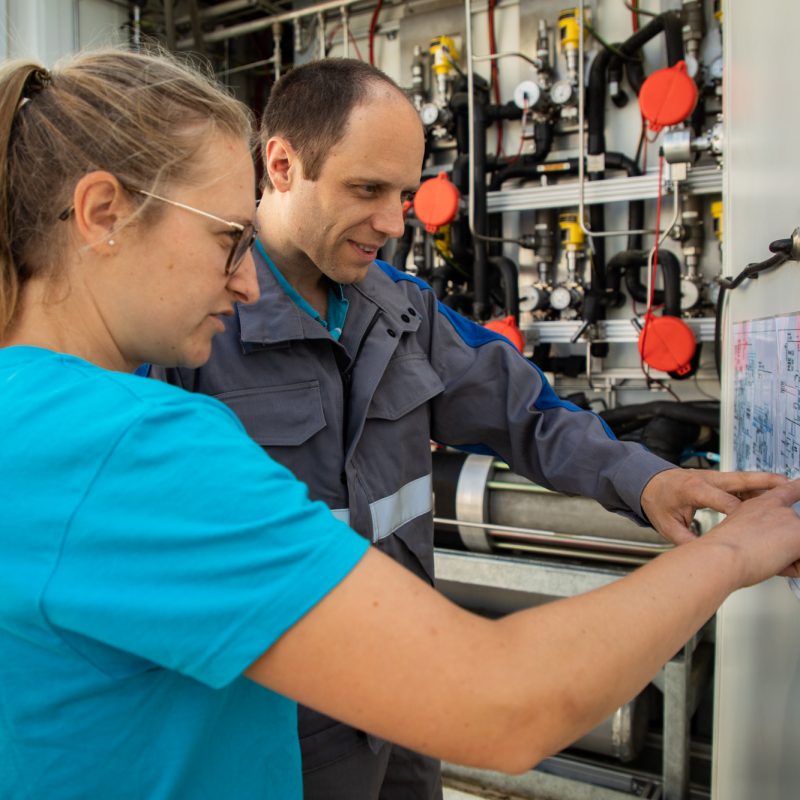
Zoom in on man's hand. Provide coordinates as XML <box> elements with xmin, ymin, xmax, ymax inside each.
<box><xmin>640</xmin><ymin>468</ymin><xmax>789</xmax><ymax>545</ymax></box>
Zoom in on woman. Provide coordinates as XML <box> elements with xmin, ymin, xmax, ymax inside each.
<box><xmin>2</xmin><ymin>48</ymin><xmax>800</xmax><ymax>800</ymax></box>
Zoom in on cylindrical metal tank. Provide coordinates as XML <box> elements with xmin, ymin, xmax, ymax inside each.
<box><xmin>433</xmin><ymin>451</ymin><xmax>670</xmax><ymax>563</ymax></box>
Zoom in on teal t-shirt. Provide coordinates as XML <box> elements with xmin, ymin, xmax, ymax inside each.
<box><xmin>0</xmin><ymin>346</ymin><xmax>369</xmax><ymax>799</ymax></box>
<box><xmin>256</xmin><ymin>240</ymin><xmax>349</xmax><ymax>340</ymax></box>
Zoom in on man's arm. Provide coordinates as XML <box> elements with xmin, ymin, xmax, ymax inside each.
<box><xmin>247</xmin><ymin>480</ymin><xmax>800</xmax><ymax>774</ymax></box>
<box><xmin>395</xmin><ymin>274</ymin><xmax>783</xmax><ymax>540</ymax></box>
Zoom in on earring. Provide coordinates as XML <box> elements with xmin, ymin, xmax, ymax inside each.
<box><xmin>108</xmin><ymin>239</ymin><xmax>116</xmax><ymax>246</ymax></box>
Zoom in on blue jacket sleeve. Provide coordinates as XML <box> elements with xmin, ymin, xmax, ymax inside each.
<box><xmin>413</xmin><ymin>284</ymin><xmax>674</xmax><ymax>521</ymax></box>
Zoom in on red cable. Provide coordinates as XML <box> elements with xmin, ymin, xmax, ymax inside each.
<box><xmin>631</xmin><ymin>0</ymin><xmax>640</xmax><ymax>32</ymax></box>
<box><xmin>488</xmin><ymin>0</ymin><xmax>503</xmax><ymax>155</ymax></box>
<box><xmin>639</xmin><ymin>153</ymin><xmax>665</xmax><ymax>379</ymax></box>
<box><xmin>649</xmin><ymin>154</ymin><xmax>665</xmax><ymax>313</ymax></box>
<box><xmin>368</xmin><ymin>0</ymin><xmax>383</xmax><ymax>66</ymax></box>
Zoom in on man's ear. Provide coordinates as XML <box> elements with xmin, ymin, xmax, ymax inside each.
<box><xmin>264</xmin><ymin>136</ymin><xmax>301</xmax><ymax>193</ymax></box>
<box><xmin>71</xmin><ymin>171</ymin><xmax>132</xmax><ymax>254</ymax></box>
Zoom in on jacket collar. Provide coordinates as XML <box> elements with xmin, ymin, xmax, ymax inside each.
<box><xmin>348</xmin><ymin>263</ymin><xmax>421</xmax><ymax>333</ymax></box>
<box><xmin>238</xmin><ymin>250</ymin><xmax>420</xmax><ymax>346</ymax></box>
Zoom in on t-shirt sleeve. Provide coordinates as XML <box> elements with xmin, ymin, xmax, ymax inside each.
<box><xmin>42</xmin><ymin>394</ymin><xmax>369</xmax><ymax>689</ymax></box>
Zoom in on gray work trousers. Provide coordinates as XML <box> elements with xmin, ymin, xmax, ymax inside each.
<box><xmin>302</xmin><ymin>734</ymin><xmax>443</xmax><ymax>800</ymax></box>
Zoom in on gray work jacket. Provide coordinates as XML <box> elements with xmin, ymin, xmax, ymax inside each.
<box><xmin>153</xmin><ymin>255</ymin><xmax>673</xmax><ymax>763</ymax></box>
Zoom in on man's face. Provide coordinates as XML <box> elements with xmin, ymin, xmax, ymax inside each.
<box><xmin>284</xmin><ymin>90</ymin><xmax>424</xmax><ymax>284</ymax></box>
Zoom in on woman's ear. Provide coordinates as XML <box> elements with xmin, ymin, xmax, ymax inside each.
<box><xmin>71</xmin><ymin>171</ymin><xmax>132</xmax><ymax>254</ymax></box>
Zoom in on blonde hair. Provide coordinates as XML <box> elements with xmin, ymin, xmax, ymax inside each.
<box><xmin>0</xmin><ymin>47</ymin><xmax>254</xmax><ymax>335</ymax></box>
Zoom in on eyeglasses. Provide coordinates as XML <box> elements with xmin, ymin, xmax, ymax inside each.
<box><xmin>58</xmin><ymin>185</ymin><xmax>258</xmax><ymax>277</ymax></box>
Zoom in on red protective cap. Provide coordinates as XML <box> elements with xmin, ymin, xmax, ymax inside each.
<box><xmin>484</xmin><ymin>315</ymin><xmax>525</xmax><ymax>353</ymax></box>
<box><xmin>638</xmin><ymin>61</ymin><xmax>698</xmax><ymax>132</ymax></box>
<box><xmin>638</xmin><ymin>315</ymin><xmax>696</xmax><ymax>374</ymax></box>
<box><xmin>413</xmin><ymin>172</ymin><xmax>460</xmax><ymax>234</ymax></box>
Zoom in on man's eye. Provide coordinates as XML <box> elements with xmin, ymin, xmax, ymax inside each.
<box><xmin>359</xmin><ymin>185</ymin><xmax>379</xmax><ymax>195</ymax></box>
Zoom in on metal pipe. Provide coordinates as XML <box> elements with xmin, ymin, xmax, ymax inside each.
<box><xmin>577</xmin><ymin>0</ymin><xmax>659</xmax><ymax>241</ymax></box>
<box><xmin>188</xmin><ymin>0</ymin><xmax>206</xmax><ymax>54</ymax></box>
<box><xmin>472</xmin><ymin>52</ymin><xmax>542</xmax><ymax>70</ymax></box>
<box><xmin>645</xmin><ymin>182</ymin><xmax>682</xmax><ymax>316</ymax></box>
<box><xmin>341</xmin><ymin>5</ymin><xmax>349</xmax><ymax>58</ymax></box>
<box><xmin>176</xmin><ymin>0</ymin><xmax>365</xmax><ymax>48</ymax></box>
<box><xmin>434</xmin><ymin>517</ymin><xmax>671</xmax><ymax>555</ymax></box>
<box><xmin>216</xmin><ymin>56</ymin><xmax>276</xmax><ymax>79</ymax></box>
<box><xmin>491</xmin><ymin>541</ymin><xmax>648</xmax><ymax>566</ymax></box>
<box><xmin>465</xmin><ymin>0</ymin><xmax>476</xmax><ymax>239</ymax></box>
<box><xmin>272</xmin><ymin>22</ymin><xmax>282</xmax><ymax>80</ymax></box>
<box><xmin>164</xmin><ymin>0</ymin><xmax>176</xmax><ymax>50</ymax></box>
<box><xmin>317</xmin><ymin>12</ymin><xmax>326</xmax><ymax>58</ymax></box>
<box><xmin>174</xmin><ymin>0</ymin><xmax>257</xmax><ymax>28</ymax></box>
<box><xmin>132</xmin><ymin>3</ymin><xmax>141</xmax><ymax>50</ymax></box>
<box><xmin>485</xmin><ymin>480</ymin><xmax>551</xmax><ymax>493</ymax></box>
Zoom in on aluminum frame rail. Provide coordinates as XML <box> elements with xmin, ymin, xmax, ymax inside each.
<box><xmin>434</xmin><ymin>549</ymin><xmax>705</xmax><ymax>800</ymax></box>
<box><xmin>521</xmin><ymin>316</ymin><xmax>717</xmax><ymax>344</ymax></box>
<box><xmin>487</xmin><ymin>165</ymin><xmax>723</xmax><ymax>214</ymax></box>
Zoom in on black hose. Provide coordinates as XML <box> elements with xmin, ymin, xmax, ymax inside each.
<box><xmin>601</xmin><ymin>400</ymin><xmax>719</xmax><ymax>430</ymax></box>
<box><xmin>622</xmin><ymin>11</ymin><xmax>684</xmax><ymax>96</ymax></box>
<box><xmin>486</xmin><ymin>121</ymin><xmax>554</xmax><ymax>257</ymax></box>
<box><xmin>488</xmin><ymin>256</ymin><xmax>519</xmax><ymax>321</ymax></box>
<box><xmin>587</xmin><ymin>45</ymin><xmax>615</xmax><ymax>159</ymax></box>
<box><xmin>472</xmin><ymin>97</ymin><xmax>489</xmax><ymax>320</ymax></box>
<box><xmin>448</xmin><ymin>155</ymin><xmax>472</xmax><ymax>268</ymax></box>
<box><xmin>714</xmin><ymin>283</ymin><xmax>725</xmax><ymax>380</ymax></box>
<box><xmin>442</xmin><ymin>292</ymin><xmax>473</xmax><ymax>315</ymax></box>
<box><xmin>391</xmin><ymin>224</ymin><xmax>414</xmax><ymax>271</ymax></box>
<box><xmin>589</xmin><ymin>12</ymin><xmax>684</xmax><ymax>161</ymax></box>
<box><xmin>606</xmin><ymin>249</ymin><xmax>682</xmax><ymax>317</ymax></box>
<box><xmin>430</xmin><ymin>264</ymin><xmax>455</xmax><ymax>301</ymax></box>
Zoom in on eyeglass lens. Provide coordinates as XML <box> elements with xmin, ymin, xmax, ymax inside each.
<box><xmin>226</xmin><ymin>224</ymin><xmax>257</xmax><ymax>276</ymax></box>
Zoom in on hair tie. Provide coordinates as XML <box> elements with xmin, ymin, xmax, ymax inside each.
<box><xmin>21</xmin><ymin>68</ymin><xmax>52</xmax><ymax>101</ymax></box>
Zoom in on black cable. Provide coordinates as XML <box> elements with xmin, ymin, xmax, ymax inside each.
<box><xmin>714</xmin><ymin>246</ymin><xmax>793</xmax><ymax>378</ymax></box>
<box><xmin>714</xmin><ymin>284</ymin><xmax>726</xmax><ymax>381</ymax></box>
<box><xmin>719</xmin><ymin>252</ymin><xmax>788</xmax><ymax>291</ymax></box>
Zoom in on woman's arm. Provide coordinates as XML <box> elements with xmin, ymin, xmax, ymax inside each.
<box><xmin>246</xmin><ymin>480</ymin><xmax>800</xmax><ymax>773</ymax></box>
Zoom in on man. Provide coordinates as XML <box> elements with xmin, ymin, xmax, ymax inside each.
<box><xmin>152</xmin><ymin>59</ymin><xmax>781</xmax><ymax>800</ymax></box>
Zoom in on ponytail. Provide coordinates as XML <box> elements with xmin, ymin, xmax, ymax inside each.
<box><xmin>0</xmin><ymin>62</ymin><xmax>49</xmax><ymax>335</ymax></box>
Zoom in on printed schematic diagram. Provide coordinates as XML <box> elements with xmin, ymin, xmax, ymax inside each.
<box><xmin>734</xmin><ymin>314</ymin><xmax>800</xmax><ymax>600</ymax></box>
<box><xmin>734</xmin><ymin>314</ymin><xmax>800</xmax><ymax>477</ymax></box>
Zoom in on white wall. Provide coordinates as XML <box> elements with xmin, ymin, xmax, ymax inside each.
<box><xmin>713</xmin><ymin>0</ymin><xmax>800</xmax><ymax>796</ymax></box>
<box><xmin>2</xmin><ymin>0</ymin><xmax>126</xmax><ymax>65</ymax></box>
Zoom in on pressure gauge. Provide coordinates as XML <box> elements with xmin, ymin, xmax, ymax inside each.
<box><xmin>522</xmin><ymin>285</ymin><xmax>550</xmax><ymax>312</ymax></box>
<box><xmin>680</xmin><ymin>277</ymin><xmax>701</xmax><ymax>310</ymax></box>
<box><xmin>550</xmin><ymin>286</ymin><xmax>573</xmax><ymax>311</ymax></box>
<box><xmin>420</xmin><ymin>102</ymin><xmax>440</xmax><ymax>127</ymax></box>
<box><xmin>551</xmin><ymin>79</ymin><xmax>574</xmax><ymax>106</ymax></box>
<box><xmin>513</xmin><ymin>80</ymin><xmax>541</xmax><ymax>110</ymax></box>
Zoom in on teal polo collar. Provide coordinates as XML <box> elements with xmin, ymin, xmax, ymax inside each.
<box><xmin>255</xmin><ymin>240</ymin><xmax>349</xmax><ymax>341</ymax></box>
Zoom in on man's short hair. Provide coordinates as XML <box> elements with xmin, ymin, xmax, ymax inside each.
<box><xmin>260</xmin><ymin>58</ymin><xmax>408</xmax><ymax>189</ymax></box>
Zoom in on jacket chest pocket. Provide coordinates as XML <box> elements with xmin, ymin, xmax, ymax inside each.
<box><xmin>366</xmin><ymin>354</ymin><xmax>444</xmax><ymax>421</ymax></box>
<box><xmin>216</xmin><ymin>381</ymin><xmax>326</xmax><ymax>446</ymax></box>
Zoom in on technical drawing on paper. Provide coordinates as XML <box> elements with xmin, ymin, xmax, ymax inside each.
<box><xmin>733</xmin><ymin>314</ymin><xmax>800</xmax><ymax>599</ymax></box>
<box><xmin>733</xmin><ymin>314</ymin><xmax>800</xmax><ymax>477</ymax></box>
